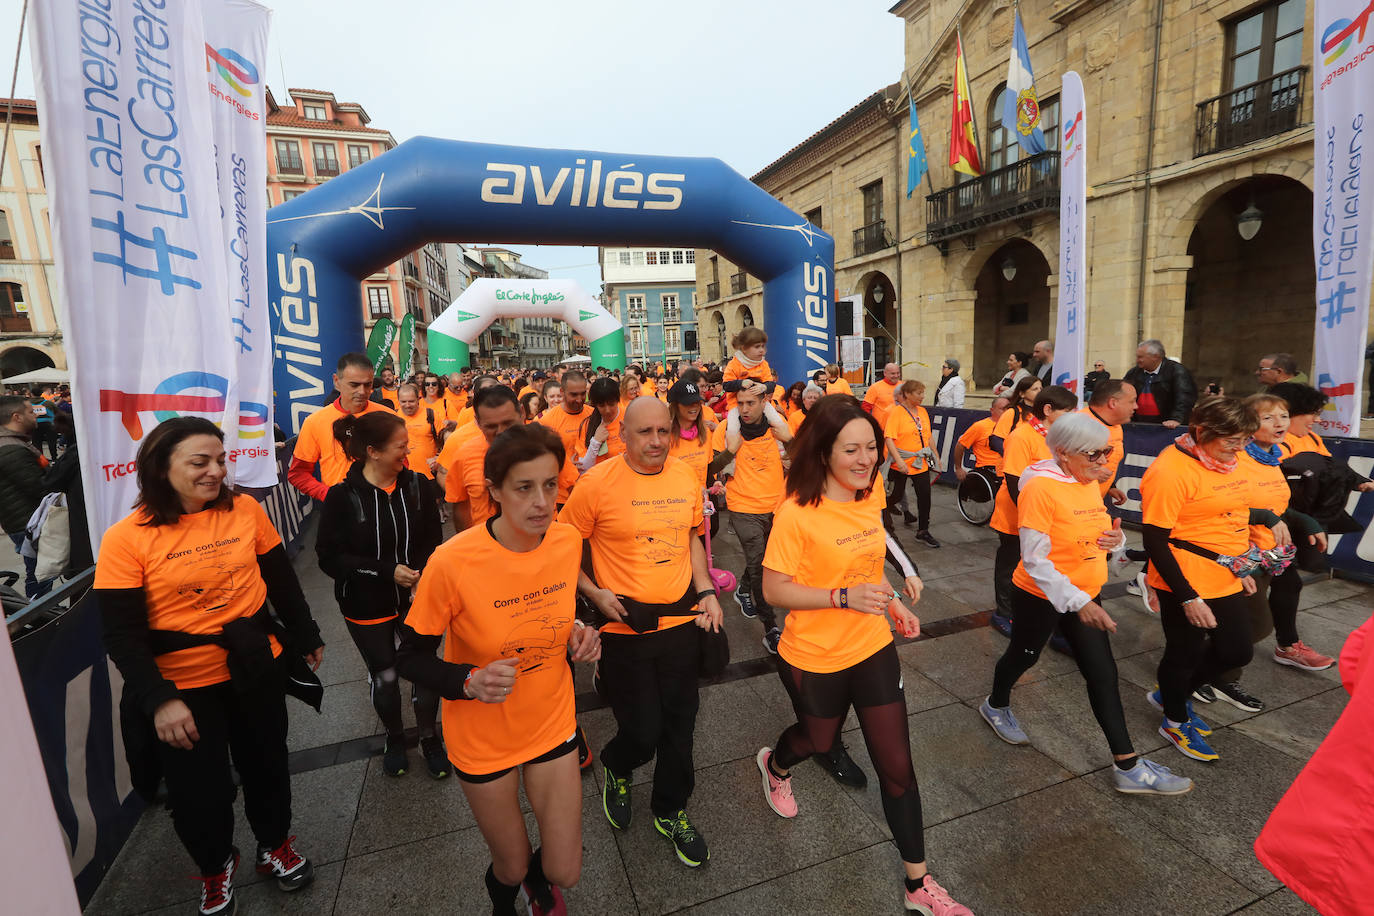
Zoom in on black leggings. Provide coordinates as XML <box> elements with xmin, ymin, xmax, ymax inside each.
<box><xmin>888</xmin><ymin>470</ymin><xmax>931</xmax><ymax>531</ymax></box>
<box><xmin>774</xmin><ymin>643</ymin><xmax>925</xmax><ymax>864</ymax></box>
<box><xmin>992</xmin><ymin>588</ymin><xmax>1133</xmax><ymax>756</ymax></box>
<box><xmin>1155</xmin><ymin>589</ymin><xmax>1255</xmax><ymax>723</ymax></box>
<box><xmin>1266</xmin><ymin>562</ymin><xmax>1304</xmax><ymax>647</ymax></box>
<box><xmin>345</xmin><ymin>617</ymin><xmax>440</xmax><ymax>740</ymax></box>
<box><xmin>993</xmin><ymin>531</ymin><xmax>1020</xmax><ymax>618</ymax></box>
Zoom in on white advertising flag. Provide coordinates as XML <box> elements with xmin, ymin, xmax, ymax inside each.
<box><xmin>1311</xmin><ymin>0</ymin><xmax>1374</xmax><ymax>437</ymax></box>
<box><xmin>31</xmin><ymin>0</ymin><xmax>237</xmax><ymax>551</ymax></box>
<box><xmin>1056</xmin><ymin>71</ymin><xmax>1088</xmax><ymax>405</ymax></box>
<box><xmin>204</xmin><ymin>0</ymin><xmax>276</xmax><ymax>485</ymax></box>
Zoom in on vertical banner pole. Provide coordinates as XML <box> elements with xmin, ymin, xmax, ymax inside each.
<box><xmin>1056</xmin><ymin>72</ymin><xmax>1088</xmax><ymax>405</ymax></box>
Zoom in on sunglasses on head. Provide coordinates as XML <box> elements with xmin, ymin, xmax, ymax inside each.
<box><xmin>1080</xmin><ymin>445</ymin><xmax>1115</xmax><ymax>462</ymax></box>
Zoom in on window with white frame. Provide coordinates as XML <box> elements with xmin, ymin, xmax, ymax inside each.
<box><xmin>646</xmin><ymin>251</ymin><xmax>658</xmax><ymax>265</ymax></box>
<box><xmin>664</xmin><ymin>326</ymin><xmax>681</xmax><ymax>352</ymax></box>
<box><xmin>661</xmin><ymin>293</ymin><xmax>680</xmax><ymax>323</ymax></box>
<box><xmin>631</xmin><ymin>251</ymin><xmax>645</xmax><ymax>266</ymax></box>
<box><xmin>685</xmin><ymin>250</ymin><xmax>695</xmax><ymax>263</ymax></box>
<box><xmin>618</xmin><ymin>251</ymin><xmax>632</xmax><ymax>266</ymax></box>
<box><xmin>303</xmin><ymin>103</ymin><xmax>326</xmax><ymax>120</ymax></box>
<box><xmin>671</xmin><ymin>250</ymin><xmax>685</xmax><ymax>264</ymax></box>
<box><xmin>630</xmin><ymin>328</ymin><xmax>645</xmax><ymax>354</ymax></box>
<box><xmin>658</xmin><ymin>250</ymin><xmax>670</xmax><ymax>264</ymax></box>
<box><xmin>348</xmin><ymin>144</ymin><xmax>371</xmax><ymax>168</ymax></box>
<box><xmin>627</xmin><ymin>294</ymin><xmax>646</xmax><ymax>321</ymax></box>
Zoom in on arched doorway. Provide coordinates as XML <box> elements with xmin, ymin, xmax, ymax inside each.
<box><xmin>0</xmin><ymin>344</ymin><xmax>56</xmax><ymax>378</ymax></box>
<box><xmin>737</xmin><ymin>304</ymin><xmax>755</xmax><ymax>329</ymax></box>
<box><xmin>972</xmin><ymin>240</ymin><xmax>1051</xmax><ymax>388</ymax></box>
<box><xmin>862</xmin><ymin>272</ymin><xmax>897</xmax><ymax>369</ymax></box>
<box><xmin>714</xmin><ymin>311</ymin><xmax>727</xmax><ymax>361</ymax></box>
<box><xmin>1182</xmin><ymin>175</ymin><xmax>1313</xmax><ymax>396</ymax></box>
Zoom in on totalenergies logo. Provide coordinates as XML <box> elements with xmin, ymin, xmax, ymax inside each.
<box><xmin>205</xmin><ymin>45</ymin><xmax>259</xmax><ymax>98</ymax></box>
<box><xmin>1063</xmin><ymin>110</ymin><xmax>1084</xmax><ymax>151</ymax></box>
<box><xmin>1322</xmin><ymin>0</ymin><xmax>1374</xmax><ymax>65</ymax></box>
<box><xmin>100</xmin><ymin>372</ymin><xmax>230</xmax><ymax>440</ymax></box>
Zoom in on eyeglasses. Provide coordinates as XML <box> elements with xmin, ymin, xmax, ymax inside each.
<box><xmin>1219</xmin><ymin>435</ymin><xmax>1252</xmax><ymax>448</ymax></box>
<box><xmin>1079</xmin><ymin>446</ymin><xmax>1115</xmax><ymax>463</ymax></box>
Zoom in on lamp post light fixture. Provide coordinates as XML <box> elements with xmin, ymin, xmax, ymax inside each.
<box><xmin>1236</xmin><ymin>199</ymin><xmax>1263</xmax><ymax>241</ymax></box>
<box><xmin>872</xmin><ymin>284</ymin><xmax>886</xmax><ymax>306</ymax></box>
<box><xmin>1001</xmin><ymin>256</ymin><xmax>1017</xmax><ymax>282</ymax></box>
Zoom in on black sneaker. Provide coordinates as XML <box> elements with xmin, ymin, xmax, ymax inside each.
<box><xmin>1191</xmin><ymin>684</ymin><xmax>1218</xmax><ymax>704</ymax></box>
<box><xmin>382</xmin><ymin>737</ymin><xmax>408</xmax><ymax>777</ymax></box>
<box><xmin>817</xmin><ymin>741</ymin><xmax>868</xmax><ymax>789</ymax></box>
<box><xmin>915</xmin><ymin>530</ymin><xmax>941</xmax><ymax>548</ymax></box>
<box><xmin>902</xmin><ymin>510</ymin><xmax>918</xmax><ymax>526</ymax></box>
<box><xmin>602</xmin><ymin>765</ymin><xmax>632</xmax><ymax>830</ymax></box>
<box><xmin>420</xmin><ymin>736</ymin><xmax>449</xmax><ymax>779</ymax></box>
<box><xmin>762</xmin><ymin>627</ymin><xmax>781</xmax><ymax>655</ymax></box>
<box><xmin>255</xmin><ymin>837</ymin><xmax>313</xmax><ymax>892</ymax></box>
<box><xmin>196</xmin><ymin>847</ymin><xmax>239</xmax><ymax>915</ymax></box>
<box><xmin>1212</xmin><ymin>681</ymin><xmax>1265</xmax><ymax>712</ymax></box>
<box><xmin>653</xmin><ymin>809</ymin><xmax>709</xmax><ymax>867</ymax></box>
<box><xmin>990</xmin><ymin>613</ymin><xmax>1013</xmax><ymax>637</ymax></box>
<box><xmin>735</xmin><ymin>590</ymin><xmax>757</xmax><ymax>619</ymax></box>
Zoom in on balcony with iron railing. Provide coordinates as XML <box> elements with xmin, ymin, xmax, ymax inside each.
<box><xmin>276</xmin><ymin>156</ymin><xmax>304</xmax><ymax>177</ymax></box>
<box><xmin>314</xmin><ymin>160</ymin><xmax>340</xmax><ymax>177</ymax></box>
<box><xmin>925</xmin><ymin>151</ymin><xmax>1060</xmax><ymax>251</ymax></box>
<box><xmin>706</xmin><ymin>281</ymin><xmax>720</xmax><ymax>301</ymax></box>
<box><xmin>1195</xmin><ymin>66</ymin><xmax>1307</xmax><ymax>158</ymax></box>
<box><xmin>853</xmin><ymin>219</ymin><xmax>894</xmax><ymax>258</ymax></box>
<box><xmin>730</xmin><ymin>272</ymin><xmax>747</xmax><ymax>295</ymax></box>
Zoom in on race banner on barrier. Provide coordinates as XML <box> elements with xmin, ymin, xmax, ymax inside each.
<box><xmin>32</xmin><ymin>0</ymin><xmax>238</xmax><ymax>551</ymax></box>
<box><xmin>1311</xmin><ymin>0</ymin><xmax>1374</xmax><ymax>437</ymax></box>
<box><xmin>205</xmin><ymin>0</ymin><xmax>276</xmax><ymax>486</ymax></box>
<box><xmin>1055</xmin><ymin>71</ymin><xmax>1088</xmax><ymax>404</ymax></box>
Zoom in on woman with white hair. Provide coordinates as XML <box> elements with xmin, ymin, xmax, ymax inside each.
<box><xmin>935</xmin><ymin>359</ymin><xmax>966</xmax><ymax>408</ymax></box>
<box><xmin>979</xmin><ymin>413</ymin><xmax>1193</xmax><ymax>797</ymax></box>
<box><xmin>786</xmin><ymin>383</ymin><xmax>825</xmax><ymax>436</ymax></box>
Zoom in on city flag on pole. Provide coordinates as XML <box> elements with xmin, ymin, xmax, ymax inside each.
<box><xmin>1002</xmin><ymin>5</ymin><xmax>1047</xmax><ymax>156</ymax></box>
<box><xmin>949</xmin><ymin>33</ymin><xmax>983</xmax><ymax>176</ymax></box>
<box><xmin>907</xmin><ymin>93</ymin><xmax>929</xmax><ymax>198</ymax></box>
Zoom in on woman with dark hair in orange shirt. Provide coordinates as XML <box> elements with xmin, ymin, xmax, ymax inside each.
<box><xmin>576</xmin><ymin>377</ymin><xmax>626</xmax><ymax>471</ymax></box>
<box><xmin>397</xmin><ymin>424</ymin><xmax>600</xmax><ymax>916</ymax></box>
<box><xmin>755</xmin><ymin>395</ymin><xmax>974</xmax><ymax>916</ymax></box>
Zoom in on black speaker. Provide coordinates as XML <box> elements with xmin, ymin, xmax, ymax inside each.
<box><xmin>684</xmin><ymin>329</ymin><xmax>698</xmax><ymax>351</ymax></box>
<box><xmin>837</xmin><ymin>298</ymin><xmax>855</xmax><ymax>337</ymax></box>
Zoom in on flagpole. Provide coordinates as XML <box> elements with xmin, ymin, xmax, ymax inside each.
<box><xmin>905</xmin><ymin>76</ymin><xmax>938</xmax><ymax>197</ymax></box>
<box><xmin>957</xmin><ymin>25</ymin><xmax>987</xmax><ymax>172</ymax></box>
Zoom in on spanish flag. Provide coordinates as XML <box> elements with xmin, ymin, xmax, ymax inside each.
<box><xmin>949</xmin><ymin>32</ymin><xmax>984</xmax><ymax>176</ymax></box>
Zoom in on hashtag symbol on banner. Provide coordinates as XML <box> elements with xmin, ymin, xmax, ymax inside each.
<box><xmin>1319</xmin><ymin>281</ymin><xmax>1357</xmax><ymax>329</ymax></box>
<box><xmin>91</xmin><ymin>211</ymin><xmax>202</xmax><ymax>296</ymax></box>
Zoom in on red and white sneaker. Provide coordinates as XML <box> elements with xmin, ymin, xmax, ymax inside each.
<box><xmin>904</xmin><ymin>874</ymin><xmax>975</xmax><ymax>915</ymax></box>
<box><xmin>195</xmin><ymin>847</ymin><xmax>239</xmax><ymax>916</ymax></box>
<box><xmin>519</xmin><ymin>881</ymin><xmax>568</xmax><ymax>916</ymax></box>
<box><xmin>756</xmin><ymin>747</ymin><xmax>797</xmax><ymax>818</ymax></box>
<box><xmin>1274</xmin><ymin>641</ymin><xmax>1335</xmax><ymax>672</ymax></box>
<box><xmin>255</xmin><ymin>836</ymin><xmax>314</xmax><ymax>891</ymax></box>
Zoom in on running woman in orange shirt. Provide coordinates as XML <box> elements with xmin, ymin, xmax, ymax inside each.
<box><xmin>397</xmin><ymin>425</ymin><xmax>601</xmax><ymax>916</ymax></box>
<box><xmin>979</xmin><ymin>414</ymin><xmax>1193</xmax><ymax>797</ymax></box>
<box><xmin>755</xmin><ymin>396</ymin><xmax>975</xmax><ymax>916</ymax></box>
<box><xmin>883</xmin><ymin>380</ymin><xmax>939</xmax><ymax>546</ymax></box>
<box><xmin>316</xmin><ymin>411</ymin><xmax>446</xmax><ymax>779</ymax></box>
<box><xmin>96</xmin><ymin>418</ymin><xmax>324</xmax><ymax>915</ymax></box>
<box><xmin>288</xmin><ymin>352</ymin><xmax>394</xmax><ymax>502</ymax></box>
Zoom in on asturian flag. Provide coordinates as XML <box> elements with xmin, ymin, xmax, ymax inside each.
<box><xmin>1002</xmin><ymin>6</ymin><xmax>1046</xmax><ymax>157</ymax></box>
<box><xmin>907</xmin><ymin>92</ymin><xmax>929</xmax><ymax>198</ymax></box>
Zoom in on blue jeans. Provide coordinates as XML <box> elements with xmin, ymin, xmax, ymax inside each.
<box><xmin>8</xmin><ymin>531</ymin><xmax>52</xmax><ymax>599</ymax></box>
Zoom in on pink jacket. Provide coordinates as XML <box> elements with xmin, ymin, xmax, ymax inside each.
<box><xmin>1254</xmin><ymin>613</ymin><xmax>1374</xmax><ymax>915</ymax></box>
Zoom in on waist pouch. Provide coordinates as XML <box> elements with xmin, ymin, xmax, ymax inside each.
<box><xmin>1168</xmin><ymin>538</ymin><xmax>1265</xmax><ymax>578</ymax></box>
<box><xmin>616</xmin><ymin>584</ymin><xmax>696</xmax><ymax>634</ymax></box>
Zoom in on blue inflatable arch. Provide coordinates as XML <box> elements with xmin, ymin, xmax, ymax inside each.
<box><xmin>266</xmin><ymin>137</ymin><xmax>835</xmax><ymax>434</ymax></box>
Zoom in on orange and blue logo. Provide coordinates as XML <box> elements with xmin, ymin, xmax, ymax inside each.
<box><xmin>205</xmin><ymin>45</ymin><xmax>259</xmax><ymax>98</ymax></box>
<box><xmin>1063</xmin><ymin>110</ymin><xmax>1084</xmax><ymax>151</ymax></box>
<box><xmin>1321</xmin><ymin>0</ymin><xmax>1374</xmax><ymax>65</ymax></box>
<box><xmin>99</xmin><ymin>372</ymin><xmax>264</xmax><ymax>442</ymax></box>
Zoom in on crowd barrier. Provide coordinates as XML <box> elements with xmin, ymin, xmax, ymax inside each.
<box><xmin>11</xmin><ymin>443</ymin><xmax>314</xmax><ymax>906</ymax></box>
<box><xmin>927</xmin><ymin>407</ymin><xmax>1374</xmax><ymax>582</ymax></box>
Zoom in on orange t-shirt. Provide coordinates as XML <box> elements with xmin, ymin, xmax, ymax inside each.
<box><xmin>94</xmin><ymin>495</ymin><xmax>283</xmax><ymax>689</ymax></box>
<box><xmin>787</xmin><ymin>408</ymin><xmax>809</xmax><ymax>436</ymax></box>
<box><xmin>958</xmin><ymin>416</ymin><xmax>1001</xmax><ymax>473</ymax></box>
<box><xmin>1280</xmin><ymin>432</ymin><xmax>1331</xmax><ymax>458</ymax></box>
<box><xmin>1142</xmin><ymin>444</ymin><xmax>1250</xmax><ymax>599</ymax></box>
<box><xmin>574</xmin><ymin>413</ymin><xmax>625</xmax><ymax>466</ymax></box>
<box><xmin>1012</xmin><ymin>473</ymin><xmax>1112</xmax><ymax>600</ymax></box>
<box><xmin>437</xmin><ymin>421</ymin><xmax>481</xmax><ymax>476</ymax></box>
<box><xmin>763</xmin><ymin>491</ymin><xmax>894</xmax><ymax>674</ymax></box>
<box><xmin>991</xmin><ymin>407</ymin><xmax>1021</xmax><ymax>444</ymax></box>
<box><xmin>293</xmin><ymin>399</ymin><xmax>394</xmax><ymax>489</ymax></box>
<box><xmin>558</xmin><ymin>456</ymin><xmax>703</xmax><ymax>636</ymax></box>
<box><xmin>827</xmin><ymin>377</ymin><xmax>854</xmax><ymax>397</ymax></box>
<box><xmin>455</xmin><ymin>405</ymin><xmax>475</xmax><ymax>429</ymax></box>
<box><xmin>406</xmin><ymin>521</ymin><xmax>581</xmax><ymax>774</ymax></box>
<box><xmin>446</xmin><ymin>433</ymin><xmax>494</xmax><ymax>523</ymax></box>
<box><xmin>422</xmin><ymin>396</ymin><xmax>450</xmax><ymax>422</ymax></box>
<box><xmin>711</xmin><ymin>422</ymin><xmax>785</xmax><ymax>514</ymax></box>
<box><xmin>1237</xmin><ymin>450</ymin><xmax>1290</xmax><ymax>551</ymax></box>
<box><xmin>669</xmin><ymin>430</ymin><xmax>712</xmax><ymax>490</ymax></box>
<box><xmin>400</xmin><ymin>408</ymin><xmax>438</xmax><ymax>479</ymax></box>
<box><xmin>1079</xmin><ymin>406</ymin><xmax>1125</xmax><ymax>496</ymax></box>
<box><xmin>862</xmin><ymin>380</ymin><xmax>899</xmax><ymax>427</ymax></box>
<box><xmin>538</xmin><ymin>404</ymin><xmax>593</xmax><ymax>502</ymax></box>
<box><xmin>723</xmin><ymin>356</ymin><xmax>776</xmax><ymax>411</ymax></box>
<box><xmin>990</xmin><ymin>421</ymin><xmax>1051</xmax><ymax>535</ymax></box>
<box><xmin>444</xmin><ymin>389</ymin><xmax>467</xmax><ymax>417</ymax></box>
<box><xmin>884</xmin><ymin>404</ymin><xmax>932</xmax><ymax>474</ymax></box>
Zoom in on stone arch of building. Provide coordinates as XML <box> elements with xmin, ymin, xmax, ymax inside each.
<box><xmin>971</xmin><ymin>237</ymin><xmax>1055</xmax><ymax>389</ymax></box>
<box><xmin>0</xmin><ymin>342</ymin><xmax>60</xmax><ymax>377</ymax></box>
<box><xmin>1156</xmin><ymin>156</ymin><xmax>1314</xmax><ymax>263</ymax></box>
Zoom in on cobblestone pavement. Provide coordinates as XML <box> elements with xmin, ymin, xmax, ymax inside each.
<box><xmin>83</xmin><ymin>486</ymin><xmax>1367</xmax><ymax>915</ymax></box>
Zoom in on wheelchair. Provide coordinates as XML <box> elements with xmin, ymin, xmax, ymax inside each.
<box><xmin>956</xmin><ymin>465</ymin><xmax>1001</xmax><ymax>526</ymax></box>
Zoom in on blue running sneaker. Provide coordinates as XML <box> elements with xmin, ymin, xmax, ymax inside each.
<box><xmin>735</xmin><ymin>590</ymin><xmax>757</xmax><ymax>619</ymax></box>
<box><xmin>1145</xmin><ymin>688</ymin><xmax>1212</xmax><ymax>736</ymax></box>
<box><xmin>989</xmin><ymin>613</ymin><xmax>1013</xmax><ymax>637</ymax></box>
<box><xmin>1158</xmin><ymin>717</ymin><xmax>1220</xmax><ymax>762</ymax></box>
<box><xmin>1113</xmin><ymin>757</ymin><xmax>1194</xmax><ymax>795</ymax></box>
<box><xmin>979</xmin><ymin>697</ymin><xmax>1030</xmax><ymax>745</ymax></box>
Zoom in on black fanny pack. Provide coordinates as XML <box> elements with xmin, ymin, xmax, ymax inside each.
<box><xmin>616</xmin><ymin>584</ymin><xmax>696</xmax><ymax>634</ymax></box>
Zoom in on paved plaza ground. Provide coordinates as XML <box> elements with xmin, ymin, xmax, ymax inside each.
<box><xmin>66</xmin><ymin>484</ymin><xmax>1372</xmax><ymax>916</ymax></box>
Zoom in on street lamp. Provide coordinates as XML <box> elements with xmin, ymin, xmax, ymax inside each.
<box><xmin>1236</xmin><ymin>198</ymin><xmax>1263</xmax><ymax>241</ymax></box>
<box><xmin>1001</xmin><ymin>255</ymin><xmax>1017</xmax><ymax>282</ymax></box>
<box><xmin>872</xmin><ymin>284</ymin><xmax>885</xmax><ymax>306</ymax></box>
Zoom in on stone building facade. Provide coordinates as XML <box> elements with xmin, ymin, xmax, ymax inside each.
<box><xmin>697</xmin><ymin>0</ymin><xmax>1369</xmax><ymax>400</ymax></box>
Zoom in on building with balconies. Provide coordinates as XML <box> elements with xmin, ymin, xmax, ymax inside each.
<box><xmin>601</xmin><ymin>247</ymin><xmax>699</xmax><ymax>366</ymax></box>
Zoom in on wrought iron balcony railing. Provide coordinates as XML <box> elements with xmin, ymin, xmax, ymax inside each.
<box><xmin>853</xmin><ymin>219</ymin><xmax>894</xmax><ymax>258</ymax></box>
<box><xmin>730</xmin><ymin>272</ymin><xmax>747</xmax><ymax>295</ymax></box>
<box><xmin>1195</xmin><ymin>66</ymin><xmax>1307</xmax><ymax>158</ymax></box>
<box><xmin>925</xmin><ymin>151</ymin><xmax>1060</xmax><ymax>250</ymax></box>
<box><xmin>706</xmin><ymin>281</ymin><xmax>720</xmax><ymax>301</ymax></box>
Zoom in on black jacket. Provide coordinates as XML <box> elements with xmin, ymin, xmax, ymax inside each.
<box><xmin>41</xmin><ymin>443</ymin><xmax>92</xmax><ymax>573</ymax></box>
<box><xmin>0</xmin><ymin>427</ymin><xmax>44</xmax><ymax>534</ymax></box>
<box><xmin>316</xmin><ymin>463</ymin><xmax>442</xmax><ymax>622</ymax></box>
<box><xmin>1123</xmin><ymin>359</ymin><xmax>1198</xmax><ymax>425</ymax></box>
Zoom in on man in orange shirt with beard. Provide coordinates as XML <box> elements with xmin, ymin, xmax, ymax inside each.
<box><xmin>538</xmin><ymin>370</ymin><xmax>591</xmax><ymax>508</ymax></box>
<box><xmin>289</xmin><ymin>352</ymin><xmax>394</xmax><ymax>502</ymax></box>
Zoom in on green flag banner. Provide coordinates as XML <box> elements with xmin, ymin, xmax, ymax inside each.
<box><xmin>365</xmin><ymin>318</ymin><xmax>396</xmax><ymax>369</ymax></box>
<box><xmin>397</xmin><ymin>313</ymin><xmax>416</xmax><ymax>378</ymax></box>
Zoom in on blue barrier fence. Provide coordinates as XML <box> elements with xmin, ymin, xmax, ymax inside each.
<box><xmin>927</xmin><ymin>407</ymin><xmax>1374</xmax><ymax>582</ymax></box>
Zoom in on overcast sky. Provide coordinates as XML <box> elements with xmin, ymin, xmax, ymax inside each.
<box><xmin>3</xmin><ymin>0</ymin><xmax>905</xmax><ymax>295</ymax></box>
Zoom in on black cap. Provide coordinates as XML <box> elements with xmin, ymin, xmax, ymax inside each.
<box><xmin>667</xmin><ymin>379</ymin><xmax>703</xmax><ymax>405</ymax></box>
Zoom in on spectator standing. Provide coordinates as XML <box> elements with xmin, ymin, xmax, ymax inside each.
<box><xmin>1123</xmin><ymin>339</ymin><xmax>1197</xmax><ymax>428</ymax></box>
<box><xmin>0</xmin><ymin>396</ymin><xmax>47</xmax><ymax>597</ymax></box>
<box><xmin>1083</xmin><ymin>361</ymin><xmax>1110</xmax><ymax>401</ymax></box>
<box><xmin>42</xmin><ymin>412</ymin><xmax>92</xmax><ymax>576</ymax></box>
<box><xmin>28</xmin><ymin>386</ymin><xmax>60</xmax><ymax>460</ymax></box>
<box><xmin>824</xmin><ymin>363</ymin><xmax>854</xmax><ymax>397</ymax></box>
<box><xmin>1255</xmin><ymin>353</ymin><xmax>1306</xmax><ymax>388</ymax></box>
<box><xmin>1031</xmin><ymin>340</ymin><xmax>1055</xmax><ymax>384</ymax></box>
<box><xmin>992</xmin><ymin>352</ymin><xmax>1032</xmax><ymax>396</ymax></box>
<box><xmin>935</xmin><ymin>359</ymin><xmax>966</xmax><ymax>408</ymax></box>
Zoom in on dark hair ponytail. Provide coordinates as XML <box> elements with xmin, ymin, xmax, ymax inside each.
<box><xmin>333</xmin><ymin>411</ymin><xmax>405</xmax><ymax>463</ymax></box>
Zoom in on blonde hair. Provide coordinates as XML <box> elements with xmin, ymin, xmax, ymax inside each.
<box><xmin>1245</xmin><ymin>393</ymin><xmax>1288</xmax><ymax>414</ymax></box>
<box><xmin>619</xmin><ymin>375</ymin><xmax>640</xmax><ymax>399</ymax></box>
<box><xmin>898</xmin><ymin>379</ymin><xmax>926</xmax><ymax>397</ymax></box>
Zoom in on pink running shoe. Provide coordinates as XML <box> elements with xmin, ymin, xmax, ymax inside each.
<box><xmin>1274</xmin><ymin>641</ymin><xmax>1334</xmax><ymax>671</ymax></box>
<box><xmin>756</xmin><ymin>747</ymin><xmax>797</xmax><ymax>818</ymax></box>
<box><xmin>904</xmin><ymin>874</ymin><xmax>975</xmax><ymax>915</ymax></box>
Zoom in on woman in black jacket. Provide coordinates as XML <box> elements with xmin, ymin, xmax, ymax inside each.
<box><xmin>317</xmin><ymin>410</ymin><xmax>446</xmax><ymax>778</ymax></box>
